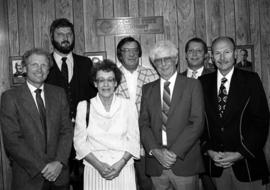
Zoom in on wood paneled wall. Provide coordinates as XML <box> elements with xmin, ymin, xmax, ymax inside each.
<box><xmin>5</xmin><ymin>0</ymin><xmax>270</xmax><ymax>94</ymax></box>
<box><xmin>1</xmin><ymin>0</ymin><xmax>270</xmax><ymax>189</ymax></box>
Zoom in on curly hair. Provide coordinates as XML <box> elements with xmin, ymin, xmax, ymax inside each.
<box><xmin>91</xmin><ymin>59</ymin><xmax>122</xmax><ymax>88</ymax></box>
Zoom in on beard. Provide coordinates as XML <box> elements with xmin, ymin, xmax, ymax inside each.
<box><xmin>52</xmin><ymin>38</ymin><xmax>75</xmax><ymax>54</ymax></box>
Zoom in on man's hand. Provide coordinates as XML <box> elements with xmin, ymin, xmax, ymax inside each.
<box><xmin>216</xmin><ymin>152</ymin><xmax>243</xmax><ymax>168</ymax></box>
<box><xmin>41</xmin><ymin>161</ymin><xmax>63</xmax><ymax>182</ymax></box>
<box><xmin>152</xmin><ymin>148</ymin><xmax>176</xmax><ymax>168</ymax></box>
<box><xmin>208</xmin><ymin>150</ymin><xmax>243</xmax><ymax>168</ymax></box>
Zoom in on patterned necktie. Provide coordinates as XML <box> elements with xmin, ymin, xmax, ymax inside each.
<box><xmin>218</xmin><ymin>77</ymin><xmax>228</xmax><ymax>118</ymax></box>
<box><xmin>162</xmin><ymin>81</ymin><xmax>171</xmax><ymax>146</ymax></box>
<box><xmin>35</xmin><ymin>88</ymin><xmax>47</xmax><ymax>153</ymax></box>
<box><xmin>61</xmin><ymin>57</ymin><xmax>68</xmax><ymax>83</ymax></box>
<box><xmin>191</xmin><ymin>70</ymin><xmax>197</xmax><ymax>79</ymax></box>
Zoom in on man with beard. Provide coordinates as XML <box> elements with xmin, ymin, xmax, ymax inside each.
<box><xmin>45</xmin><ymin>18</ymin><xmax>97</xmax><ymax>190</ymax></box>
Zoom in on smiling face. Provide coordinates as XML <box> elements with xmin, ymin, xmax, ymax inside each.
<box><xmin>25</xmin><ymin>54</ymin><xmax>50</xmax><ymax>88</ymax></box>
<box><xmin>120</xmin><ymin>41</ymin><xmax>140</xmax><ymax>72</ymax></box>
<box><xmin>212</xmin><ymin>39</ymin><xmax>237</xmax><ymax>76</ymax></box>
<box><xmin>94</xmin><ymin>70</ymin><xmax>117</xmax><ymax>100</ymax></box>
<box><xmin>186</xmin><ymin>41</ymin><xmax>207</xmax><ymax>70</ymax></box>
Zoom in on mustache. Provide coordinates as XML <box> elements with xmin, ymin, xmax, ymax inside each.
<box><xmin>61</xmin><ymin>41</ymin><xmax>70</xmax><ymax>45</ymax></box>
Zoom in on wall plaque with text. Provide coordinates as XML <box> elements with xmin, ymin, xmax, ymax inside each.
<box><xmin>96</xmin><ymin>16</ymin><xmax>164</xmax><ymax>36</ymax></box>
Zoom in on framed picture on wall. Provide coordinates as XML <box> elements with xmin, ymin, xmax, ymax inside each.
<box><xmin>84</xmin><ymin>51</ymin><xmax>107</xmax><ymax>66</ymax></box>
<box><xmin>9</xmin><ymin>56</ymin><xmax>26</xmax><ymax>86</ymax></box>
<box><xmin>204</xmin><ymin>47</ymin><xmax>215</xmax><ymax>69</ymax></box>
<box><xmin>235</xmin><ymin>45</ymin><xmax>254</xmax><ymax>71</ymax></box>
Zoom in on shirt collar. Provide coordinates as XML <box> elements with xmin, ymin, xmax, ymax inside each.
<box><xmin>217</xmin><ymin>66</ymin><xmax>234</xmax><ymax>82</ymax></box>
<box><xmin>187</xmin><ymin>66</ymin><xmax>204</xmax><ymax>77</ymax></box>
<box><xmin>53</xmin><ymin>51</ymin><xmax>73</xmax><ymax>65</ymax></box>
<box><xmin>161</xmin><ymin>71</ymin><xmax>177</xmax><ymax>84</ymax></box>
<box><xmin>26</xmin><ymin>81</ymin><xmax>44</xmax><ymax>93</ymax></box>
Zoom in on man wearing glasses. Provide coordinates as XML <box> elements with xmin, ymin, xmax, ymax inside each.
<box><xmin>140</xmin><ymin>40</ymin><xmax>204</xmax><ymax>190</ymax></box>
<box><xmin>115</xmin><ymin>37</ymin><xmax>158</xmax><ymax>190</ymax></box>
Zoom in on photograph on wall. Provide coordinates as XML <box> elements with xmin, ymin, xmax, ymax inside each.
<box><xmin>235</xmin><ymin>45</ymin><xmax>254</xmax><ymax>71</ymax></box>
<box><xmin>84</xmin><ymin>51</ymin><xmax>107</xmax><ymax>66</ymax></box>
<box><xmin>9</xmin><ymin>56</ymin><xmax>26</xmax><ymax>86</ymax></box>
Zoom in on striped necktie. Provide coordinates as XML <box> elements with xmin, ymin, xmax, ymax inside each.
<box><xmin>191</xmin><ymin>70</ymin><xmax>198</xmax><ymax>79</ymax></box>
<box><xmin>162</xmin><ymin>81</ymin><xmax>171</xmax><ymax>146</ymax></box>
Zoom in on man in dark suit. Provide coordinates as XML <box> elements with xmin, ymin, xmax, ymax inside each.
<box><xmin>140</xmin><ymin>40</ymin><xmax>205</xmax><ymax>190</ymax></box>
<box><xmin>46</xmin><ymin>18</ymin><xmax>97</xmax><ymax>121</ymax></box>
<box><xmin>199</xmin><ymin>36</ymin><xmax>269</xmax><ymax>190</ymax></box>
<box><xmin>181</xmin><ymin>37</ymin><xmax>213</xmax><ymax>78</ymax></box>
<box><xmin>236</xmin><ymin>48</ymin><xmax>252</xmax><ymax>69</ymax></box>
<box><xmin>0</xmin><ymin>48</ymin><xmax>73</xmax><ymax>190</ymax></box>
<box><xmin>45</xmin><ymin>18</ymin><xmax>97</xmax><ymax>190</ymax></box>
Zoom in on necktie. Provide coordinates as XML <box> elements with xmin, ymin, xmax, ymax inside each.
<box><xmin>61</xmin><ymin>57</ymin><xmax>68</xmax><ymax>83</ymax></box>
<box><xmin>191</xmin><ymin>70</ymin><xmax>197</xmax><ymax>79</ymax></box>
<box><xmin>35</xmin><ymin>89</ymin><xmax>47</xmax><ymax>153</ymax></box>
<box><xmin>218</xmin><ymin>77</ymin><xmax>228</xmax><ymax>118</ymax></box>
<box><xmin>162</xmin><ymin>81</ymin><xmax>171</xmax><ymax>146</ymax></box>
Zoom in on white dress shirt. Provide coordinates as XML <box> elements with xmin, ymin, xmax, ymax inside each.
<box><xmin>27</xmin><ymin>81</ymin><xmax>45</xmax><ymax>109</ymax></box>
<box><xmin>187</xmin><ymin>66</ymin><xmax>204</xmax><ymax>79</ymax></box>
<box><xmin>217</xmin><ymin>67</ymin><xmax>234</xmax><ymax>94</ymax></box>
<box><xmin>53</xmin><ymin>52</ymin><xmax>74</xmax><ymax>82</ymax></box>
<box><xmin>121</xmin><ymin>66</ymin><xmax>138</xmax><ymax>104</ymax></box>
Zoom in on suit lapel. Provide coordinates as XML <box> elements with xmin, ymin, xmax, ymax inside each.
<box><xmin>221</xmin><ymin>69</ymin><xmax>246</xmax><ymax>123</ymax></box>
<box><xmin>136</xmin><ymin>67</ymin><xmax>145</xmax><ymax>104</ymax></box>
<box><xmin>21</xmin><ymin>84</ymin><xmax>45</xmax><ymax>137</ymax></box>
<box><xmin>44</xmin><ymin>84</ymin><xmax>53</xmax><ymax>142</ymax></box>
<box><xmin>168</xmin><ymin>74</ymin><xmax>184</xmax><ymax>118</ymax></box>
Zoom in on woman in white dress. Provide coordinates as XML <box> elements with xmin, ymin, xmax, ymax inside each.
<box><xmin>73</xmin><ymin>59</ymin><xmax>140</xmax><ymax>190</ymax></box>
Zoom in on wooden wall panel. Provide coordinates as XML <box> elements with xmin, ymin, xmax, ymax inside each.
<box><xmin>0</xmin><ymin>0</ymin><xmax>11</xmax><ymax>189</ymax></box>
<box><xmin>205</xmin><ymin>0</ymin><xmax>225</xmax><ymax>45</ymax></box>
<box><xmin>235</xmin><ymin>0</ymin><xmax>250</xmax><ymax>45</ymax></box>
<box><xmin>55</xmin><ymin>0</ymin><xmax>73</xmax><ymax>21</ymax></box>
<box><xmin>249</xmin><ymin>0</ymin><xmax>261</xmax><ymax>76</ymax></box>
<box><xmin>18</xmin><ymin>0</ymin><xmax>34</xmax><ymax>55</ymax></box>
<box><xmin>176</xmin><ymin>0</ymin><xmax>196</xmax><ymax>71</ymax></box>
<box><xmin>33</xmin><ymin>0</ymin><xmax>54</xmax><ymax>51</ymax></box>
<box><xmin>103</xmin><ymin>0</ymin><xmax>115</xmax><ymax>62</ymax></box>
<box><xmin>7</xmin><ymin>0</ymin><xmax>19</xmax><ymax>56</ymax></box>
<box><xmin>83</xmin><ymin>0</ymin><xmax>104</xmax><ymax>52</ymax></box>
<box><xmin>73</xmin><ymin>0</ymin><xmax>85</xmax><ymax>54</ymax></box>
<box><xmin>194</xmin><ymin>0</ymin><xmax>207</xmax><ymax>43</ymax></box>
<box><xmin>224</xmin><ymin>0</ymin><xmax>236</xmax><ymax>39</ymax></box>
<box><xmin>139</xmin><ymin>0</ymin><xmax>156</xmax><ymax>68</ymax></box>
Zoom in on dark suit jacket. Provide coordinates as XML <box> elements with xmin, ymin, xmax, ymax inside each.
<box><xmin>0</xmin><ymin>83</ymin><xmax>73</xmax><ymax>190</ymax></box>
<box><xmin>45</xmin><ymin>53</ymin><xmax>97</xmax><ymax>119</ymax></box>
<box><xmin>181</xmin><ymin>67</ymin><xmax>214</xmax><ymax>77</ymax></box>
<box><xmin>199</xmin><ymin>68</ymin><xmax>269</xmax><ymax>182</ymax></box>
<box><xmin>139</xmin><ymin>74</ymin><xmax>205</xmax><ymax>176</ymax></box>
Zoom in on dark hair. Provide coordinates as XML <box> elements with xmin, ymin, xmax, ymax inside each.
<box><xmin>185</xmin><ymin>37</ymin><xmax>208</xmax><ymax>53</ymax></box>
<box><xmin>116</xmin><ymin>37</ymin><xmax>142</xmax><ymax>62</ymax></box>
<box><xmin>22</xmin><ymin>48</ymin><xmax>53</xmax><ymax>68</ymax></box>
<box><xmin>50</xmin><ymin>18</ymin><xmax>74</xmax><ymax>37</ymax></box>
<box><xmin>91</xmin><ymin>59</ymin><xmax>122</xmax><ymax>88</ymax></box>
<box><xmin>211</xmin><ymin>36</ymin><xmax>236</xmax><ymax>50</ymax></box>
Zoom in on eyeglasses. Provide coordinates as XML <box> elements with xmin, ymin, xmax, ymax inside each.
<box><xmin>121</xmin><ymin>48</ymin><xmax>139</xmax><ymax>54</ymax></box>
<box><xmin>187</xmin><ymin>49</ymin><xmax>204</xmax><ymax>55</ymax></box>
<box><xmin>96</xmin><ymin>77</ymin><xmax>115</xmax><ymax>85</ymax></box>
<box><xmin>153</xmin><ymin>56</ymin><xmax>177</xmax><ymax>65</ymax></box>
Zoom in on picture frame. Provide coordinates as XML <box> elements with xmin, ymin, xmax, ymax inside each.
<box><xmin>205</xmin><ymin>45</ymin><xmax>254</xmax><ymax>71</ymax></box>
<box><xmin>9</xmin><ymin>56</ymin><xmax>26</xmax><ymax>86</ymax></box>
<box><xmin>84</xmin><ymin>51</ymin><xmax>107</xmax><ymax>66</ymax></box>
<box><xmin>235</xmin><ymin>45</ymin><xmax>254</xmax><ymax>71</ymax></box>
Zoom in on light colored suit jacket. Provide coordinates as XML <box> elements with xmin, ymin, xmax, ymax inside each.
<box><xmin>139</xmin><ymin>74</ymin><xmax>205</xmax><ymax>176</ymax></box>
<box><xmin>0</xmin><ymin>83</ymin><xmax>73</xmax><ymax>190</ymax></box>
<box><xmin>115</xmin><ymin>65</ymin><xmax>159</xmax><ymax>113</ymax></box>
